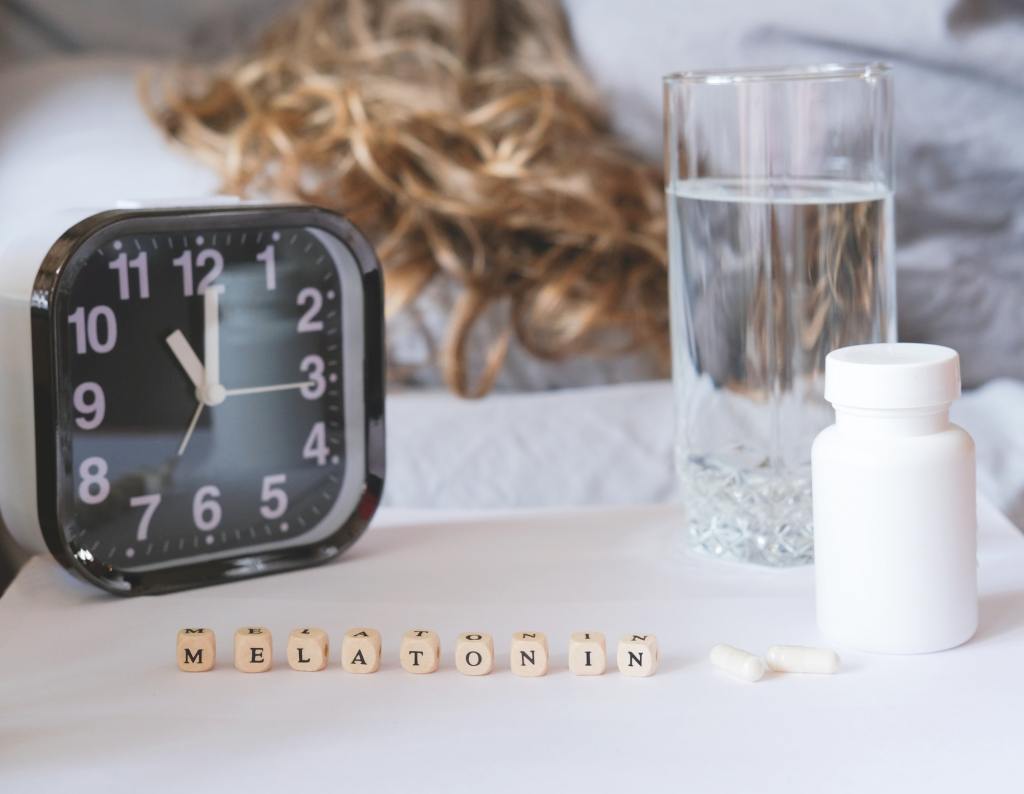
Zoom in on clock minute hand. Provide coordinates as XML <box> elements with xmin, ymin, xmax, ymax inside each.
<box><xmin>203</xmin><ymin>285</ymin><xmax>224</xmax><ymax>401</ymax></box>
<box><xmin>224</xmin><ymin>381</ymin><xmax>315</xmax><ymax>397</ymax></box>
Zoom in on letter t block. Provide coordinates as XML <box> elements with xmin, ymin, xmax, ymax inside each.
<box><xmin>400</xmin><ymin>629</ymin><xmax>440</xmax><ymax>674</ymax></box>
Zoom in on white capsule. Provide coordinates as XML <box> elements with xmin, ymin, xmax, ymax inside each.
<box><xmin>765</xmin><ymin>645</ymin><xmax>840</xmax><ymax>674</ymax></box>
<box><xmin>709</xmin><ymin>644</ymin><xmax>766</xmax><ymax>682</ymax></box>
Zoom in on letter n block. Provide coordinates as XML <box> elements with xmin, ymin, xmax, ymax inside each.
<box><xmin>400</xmin><ymin>629</ymin><xmax>440</xmax><ymax>674</ymax></box>
<box><xmin>288</xmin><ymin>627</ymin><xmax>329</xmax><ymax>671</ymax></box>
<box><xmin>234</xmin><ymin>627</ymin><xmax>272</xmax><ymax>672</ymax></box>
<box><xmin>568</xmin><ymin>631</ymin><xmax>606</xmax><ymax>676</ymax></box>
<box><xmin>510</xmin><ymin>632</ymin><xmax>549</xmax><ymax>677</ymax></box>
<box><xmin>341</xmin><ymin>627</ymin><xmax>382</xmax><ymax>674</ymax></box>
<box><xmin>616</xmin><ymin>634</ymin><xmax>659</xmax><ymax>677</ymax></box>
<box><xmin>177</xmin><ymin>628</ymin><xmax>215</xmax><ymax>672</ymax></box>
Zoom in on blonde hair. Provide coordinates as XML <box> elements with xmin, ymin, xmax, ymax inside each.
<box><xmin>143</xmin><ymin>0</ymin><xmax>668</xmax><ymax>396</ymax></box>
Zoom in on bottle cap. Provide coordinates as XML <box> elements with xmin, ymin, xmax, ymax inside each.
<box><xmin>824</xmin><ymin>343</ymin><xmax>961</xmax><ymax>410</ymax></box>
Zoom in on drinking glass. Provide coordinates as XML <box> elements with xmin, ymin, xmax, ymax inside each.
<box><xmin>663</xmin><ymin>64</ymin><xmax>895</xmax><ymax>566</ymax></box>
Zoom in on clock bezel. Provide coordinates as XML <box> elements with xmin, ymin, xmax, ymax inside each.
<box><xmin>30</xmin><ymin>204</ymin><xmax>385</xmax><ymax>596</ymax></box>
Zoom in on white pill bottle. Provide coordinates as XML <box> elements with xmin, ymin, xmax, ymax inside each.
<box><xmin>812</xmin><ymin>343</ymin><xmax>977</xmax><ymax>654</ymax></box>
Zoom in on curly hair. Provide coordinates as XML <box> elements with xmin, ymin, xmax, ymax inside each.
<box><xmin>142</xmin><ymin>0</ymin><xmax>668</xmax><ymax>396</ymax></box>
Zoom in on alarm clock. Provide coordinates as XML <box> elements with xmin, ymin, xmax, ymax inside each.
<box><xmin>0</xmin><ymin>202</ymin><xmax>385</xmax><ymax>595</ymax></box>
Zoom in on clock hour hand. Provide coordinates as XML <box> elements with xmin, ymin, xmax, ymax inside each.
<box><xmin>165</xmin><ymin>330</ymin><xmax>205</xmax><ymax>391</ymax></box>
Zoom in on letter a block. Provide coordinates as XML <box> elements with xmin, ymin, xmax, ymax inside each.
<box><xmin>455</xmin><ymin>633</ymin><xmax>494</xmax><ymax>676</ymax></box>
<box><xmin>288</xmin><ymin>627</ymin><xmax>329</xmax><ymax>671</ymax></box>
<box><xmin>400</xmin><ymin>629</ymin><xmax>440</xmax><ymax>674</ymax></box>
<box><xmin>510</xmin><ymin>632</ymin><xmax>549</xmax><ymax>677</ymax></box>
<box><xmin>341</xmin><ymin>627</ymin><xmax>382</xmax><ymax>674</ymax></box>
<box><xmin>616</xmin><ymin>634</ymin><xmax>659</xmax><ymax>677</ymax></box>
<box><xmin>234</xmin><ymin>627</ymin><xmax>272</xmax><ymax>673</ymax></box>
<box><xmin>177</xmin><ymin>628</ymin><xmax>215</xmax><ymax>672</ymax></box>
<box><xmin>569</xmin><ymin>631</ymin><xmax>606</xmax><ymax>676</ymax></box>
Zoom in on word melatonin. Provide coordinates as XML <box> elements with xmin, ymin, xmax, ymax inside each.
<box><xmin>176</xmin><ymin>628</ymin><xmax>660</xmax><ymax>677</ymax></box>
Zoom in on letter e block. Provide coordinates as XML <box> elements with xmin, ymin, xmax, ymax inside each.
<box><xmin>177</xmin><ymin>628</ymin><xmax>215</xmax><ymax>672</ymax></box>
<box><xmin>400</xmin><ymin>629</ymin><xmax>440</xmax><ymax>674</ymax></box>
<box><xmin>234</xmin><ymin>627</ymin><xmax>272</xmax><ymax>672</ymax></box>
<box><xmin>341</xmin><ymin>627</ymin><xmax>382</xmax><ymax>674</ymax></box>
<box><xmin>288</xmin><ymin>627</ymin><xmax>329</xmax><ymax>671</ymax></box>
<box><xmin>455</xmin><ymin>632</ymin><xmax>494</xmax><ymax>676</ymax></box>
<box><xmin>568</xmin><ymin>631</ymin><xmax>606</xmax><ymax>676</ymax></box>
<box><xmin>510</xmin><ymin>632</ymin><xmax>549</xmax><ymax>677</ymax></box>
<box><xmin>617</xmin><ymin>634</ymin><xmax>659</xmax><ymax>677</ymax></box>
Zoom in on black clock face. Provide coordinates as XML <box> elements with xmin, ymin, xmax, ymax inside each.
<box><xmin>49</xmin><ymin>212</ymin><xmax>371</xmax><ymax>576</ymax></box>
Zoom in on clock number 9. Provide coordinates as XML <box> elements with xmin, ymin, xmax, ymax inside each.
<box><xmin>73</xmin><ymin>382</ymin><xmax>105</xmax><ymax>430</ymax></box>
<box><xmin>173</xmin><ymin>249</ymin><xmax>224</xmax><ymax>296</ymax></box>
<box><xmin>192</xmin><ymin>485</ymin><xmax>222</xmax><ymax>531</ymax></box>
<box><xmin>300</xmin><ymin>355</ymin><xmax>326</xmax><ymax>400</ymax></box>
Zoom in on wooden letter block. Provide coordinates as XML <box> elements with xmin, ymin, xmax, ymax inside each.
<box><xmin>616</xmin><ymin>633</ymin><xmax>659</xmax><ymax>677</ymax></box>
<box><xmin>234</xmin><ymin>627</ymin><xmax>272</xmax><ymax>673</ymax></box>
<box><xmin>569</xmin><ymin>631</ymin><xmax>606</xmax><ymax>676</ymax></box>
<box><xmin>287</xmin><ymin>627</ymin><xmax>329</xmax><ymax>672</ymax></box>
<box><xmin>510</xmin><ymin>632</ymin><xmax>549</xmax><ymax>677</ymax></box>
<box><xmin>455</xmin><ymin>632</ymin><xmax>494</xmax><ymax>676</ymax></box>
<box><xmin>177</xmin><ymin>628</ymin><xmax>215</xmax><ymax>672</ymax></box>
<box><xmin>341</xmin><ymin>627</ymin><xmax>382</xmax><ymax>674</ymax></box>
<box><xmin>400</xmin><ymin>629</ymin><xmax>440</xmax><ymax>674</ymax></box>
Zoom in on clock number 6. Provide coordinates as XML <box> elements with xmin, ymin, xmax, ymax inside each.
<box><xmin>260</xmin><ymin>474</ymin><xmax>288</xmax><ymax>520</ymax></box>
<box><xmin>192</xmin><ymin>485</ymin><xmax>222</xmax><ymax>531</ymax></box>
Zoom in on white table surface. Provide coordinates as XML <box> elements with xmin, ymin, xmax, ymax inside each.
<box><xmin>1</xmin><ymin>500</ymin><xmax>1022</xmax><ymax>793</ymax></box>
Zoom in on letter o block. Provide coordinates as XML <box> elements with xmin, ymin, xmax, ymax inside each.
<box><xmin>234</xmin><ymin>627</ymin><xmax>272</xmax><ymax>672</ymax></box>
<box><xmin>455</xmin><ymin>632</ymin><xmax>494</xmax><ymax>676</ymax></box>
<box><xmin>288</xmin><ymin>627</ymin><xmax>329</xmax><ymax>672</ymax></box>
<box><xmin>568</xmin><ymin>631</ymin><xmax>606</xmax><ymax>676</ymax></box>
<box><xmin>510</xmin><ymin>632</ymin><xmax>549</xmax><ymax>677</ymax></box>
<box><xmin>177</xmin><ymin>628</ymin><xmax>215</xmax><ymax>672</ymax></box>
<box><xmin>341</xmin><ymin>627</ymin><xmax>382</xmax><ymax>674</ymax></box>
<box><xmin>617</xmin><ymin>634</ymin><xmax>659</xmax><ymax>677</ymax></box>
<box><xmin>400</xmin><ymin>629</ymin><xmax>440</xmax><ymax>674</ymax></box>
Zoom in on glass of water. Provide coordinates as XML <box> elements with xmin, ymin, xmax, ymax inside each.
<box><xmin>664</xmin><ymin>64</ymin><xmax>895</xmax><ymax>566</ymax></box>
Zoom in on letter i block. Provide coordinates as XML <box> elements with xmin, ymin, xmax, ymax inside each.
<box><xmin>400</xmin><ymin>629</ymin><xmax>440</xmax><ymax>674</ymax></box>
<box><xmin>177</xmin><ymin>628</ymin><xmax>216</xmax><ymax>672</ymax></box>
<box><xmin>569</xmin><ymin>631</ymin><xmax>606</xmax><ymax>676</ymax></box>
<box><xmin>341</xmin><ymin>628</ymin><xmax>382</xmax><ymax>674</ymax></box>
<box><xmin>234</xmin><ymin>627</ymin><xmax>272</xmax><ymax>672</ymax></box>
<box><xmin>510</xmin><ymin>632</ymin><xmax>549</xmax><ymax>677</ymax></box>
<box><xmin>617</xmin><ymin>634</ymin><xmax>659</xmax><ymax>677</ymax></box>
<box><xmin>288</xmin><ymin>628</ymin><xmax>329</xmax><ymax>671</ymax></box>
<box><xmin>455</xmin><ymin>633</ymin><xmax>494</xmax><ymax>676</ymax></box>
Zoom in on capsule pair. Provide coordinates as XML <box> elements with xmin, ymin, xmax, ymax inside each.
<box><xmin>710</xmin><ymin>644</ymin><xmax>840</xmax><ymax>682</ymax></box>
